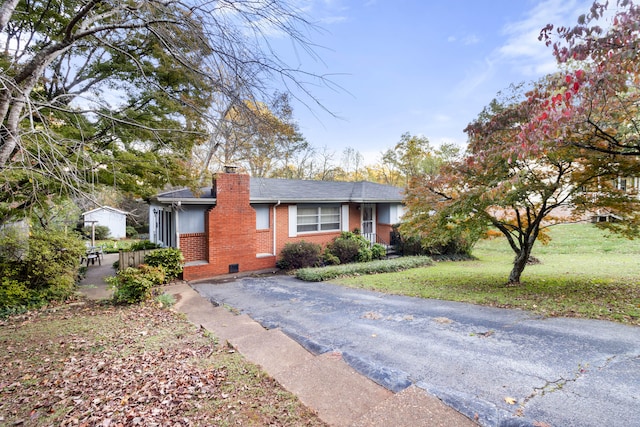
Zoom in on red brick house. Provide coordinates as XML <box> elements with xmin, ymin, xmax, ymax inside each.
<box><xmin>148</xmin><ymin>170</ymin><xmax>405</xmax><ymax>281</ymax></box>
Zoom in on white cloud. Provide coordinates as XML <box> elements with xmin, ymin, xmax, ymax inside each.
<box><xmin>453</xmin><ymin>0</ymin><xmax>593</xmax><ymax>97</ymax></box>
<box><xmin>498</xmin><ymin>0</ymin><xmax>594</xmax><ymax>75</ymax></box>
<box><xmin>452</xmin><ymin>57</ymin><xmax>497</xmax><ymax>99</ymax></box>
<box><xmin>462</xmin><ymin>34</ymin><xmax>480</xmax><ymax>45</ymax></box>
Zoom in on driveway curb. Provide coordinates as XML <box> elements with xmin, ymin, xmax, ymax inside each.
<box><xmin>165</xmin><ymin>282</ymin><xmax>479</xmax><ymax>427</ymax></box>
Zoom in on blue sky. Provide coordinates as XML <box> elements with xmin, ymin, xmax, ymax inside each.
<box><xmin>272</xmin><ymin>0</ymin><xmax>595</xmax><ymax>164</ymax></box>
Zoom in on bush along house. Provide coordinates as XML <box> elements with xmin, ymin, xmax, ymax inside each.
<box><xmin>148</xmin><ymin>168</ymin><xmax>405</xmax><ymax>281</ymax></box>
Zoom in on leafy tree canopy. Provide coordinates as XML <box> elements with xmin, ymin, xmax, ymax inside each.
<box><xmin>520</xmin><ymin>0</ymin><xmax>640</xmax><ymax>157</ymax></box>
<box><xmin>403</xmin><ymin>83</ymin><xmax>638</xmax><ymax>285</ymax></box>
<box><xmin>0</xmin><ymin>0</ymin><xmax>325</xmax><ymax>225</ymax></box>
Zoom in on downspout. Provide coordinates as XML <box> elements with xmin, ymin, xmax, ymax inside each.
<box><xmin>273</xmin><ymin>200</ymin><xmax>281</xmax><ymax>255</ymax></box>
<box><xmin>175</xmin><ymin>201</ymin><xmax>180</xmax><ymax>249</ymax></box>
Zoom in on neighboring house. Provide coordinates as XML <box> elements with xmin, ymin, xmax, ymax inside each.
<box><xmin>589</xmin><ymin>175</ymin><xmax>640</xmax><ymax>223</ymax></box>
<box><xmin>82</xmin><ymin>206</ymin><xmax>128</xmax><ymax>239</ymax></box>
<box><xmin>614</xmin><ymin>176</ymin><xmax>640</xmax><ymax>196</ymax></box>
<box><xmin>149</xmin><ymin>169</ymin><xmax>406</xmax><ymax>281</ymax></box>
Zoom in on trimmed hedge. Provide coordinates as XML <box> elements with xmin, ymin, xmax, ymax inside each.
<box><xmin>295</xmin><ymin>256</ymin><xmax>433</xmax><ymax>282</ymax></box>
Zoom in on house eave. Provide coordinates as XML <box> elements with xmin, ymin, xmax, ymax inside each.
<box><xmin>153</xmin><ymin>196</ymin><xmax>403</xmax><ymax>205</ymax></box>
<box><xmin>154</xmin><ymin>197</ymin><xmax>216</xmax><ymax>205</ymax></box>
<box><xmin>82</xmin><ymin>206</ymin><xmax>129</xmax><ymax>216</ymax></box>
<box><xmin>249</xmin><ymin>198</ymin><xmax>403</xmax><ymax>204</ymax></box>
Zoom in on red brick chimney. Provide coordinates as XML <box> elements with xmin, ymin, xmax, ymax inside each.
<box><xmin>206</xmin><ymin>170</ymin><xmax>255</xmax><ymax>274</ymax></box>
<box><xmin>211</xmin><ymin>168</ymin><xmax>250</xmax><ymax>209</ymax></box>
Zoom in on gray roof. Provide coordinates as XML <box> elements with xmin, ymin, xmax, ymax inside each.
<box><xmin>154</xmin><ymin>177</ymin><xmax>404</xmax><ymax>205</ymax></box>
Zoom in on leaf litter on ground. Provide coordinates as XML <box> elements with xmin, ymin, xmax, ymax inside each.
<box><xmin>0</xmin><ymin>300</ymin><xmax>326</xmax><ymax>426</ymax></box>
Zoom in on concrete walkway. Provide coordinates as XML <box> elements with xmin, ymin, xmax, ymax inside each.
<box><xmin>78</xmin><ymin>252</ymin><xmax>118</xmax><ymax>300</ymax></box>
<box><xmin>77</xmin><ymin>261</ymin><xmax>477</xmax><ymax>426</ymax></box>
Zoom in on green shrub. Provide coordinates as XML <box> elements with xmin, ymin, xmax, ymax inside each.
<box><xmin>322</xmin><ymin>250</ymin><xmax>341</xmax><ymax>266</ymax></box>
<box><xmin>130</xmin><ymin>240</ymin><xmax>161</xmax><ymax>251</ymax></box>
<box><xmin>325</xmin><ymin>231</ymin><xmax>374</xmax><ymax>264</ymax></box>
<box><xmin>144</xmin><ymin>248</ymin><xmax>183</xmax><ymax>282</ymax></box>
<box><xmin>137</xmin><ymin>264</ymin><xmax>166</xmax><ymax>286</ymax></box>
<box><xmin>356</xmin><ymin>245</ymin><xmax>372</xmax><ymax>262</ymax></box>
<box><xmin>23</xmin><ymin>229</ymin><xmax>85</xmax><ymax>292</ymax></box>
<box><xmin>126</xmin><ymin>226</ymin><xmax>139</xmax><ymax>238</ymax></box>
<box><xmin>328</xmin><ymin>238</ymin><xmax>360</xmax><ymax>264</ymax></box>
<box><xmin>0</xmin><ymin>228</ymin><xmax>84</xmax><ymax>313</ymax></box>
<box><xmin>277</xmin><ymin>241</ymin><xmax>322</xmax><ymax>270</ymax></box>
<box><xmin>107</xmin><ymin>266</ymin><xmax>164</xmax><ymax>304</ymax></box>
<box><xmin>392</xmin><ymin>224</ymin><xmax>480</xmax><ymax>257</ymax></box>
<box><xmin>296</xmin><ymin>256</ymin><xmax>433</xmax><ymax>281</ymax></box>
<box><xmin>371</xmin><ymin>243</ymin><xmax>387</xmax><ymax>260</ymax></box>
<box><xmin>83</xmin><ymin>225</ymin><xmax>111</xmax><ymax>240</ymax></box>
<box><xmin>0</xmin><ymin>278</ymin><xmax>29</xmax><ymax>310</ymax></box>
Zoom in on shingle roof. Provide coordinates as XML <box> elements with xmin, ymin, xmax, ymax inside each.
<box><xmin>155</xmin><ymin>177</ymin><xmax>404</xmax><ymax>204</ymax></box>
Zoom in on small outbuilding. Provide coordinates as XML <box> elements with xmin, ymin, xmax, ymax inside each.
<box><xmin>82</xmin><ymin>206</ymin><xmax>128</xmax><ymax>239</ymax></box>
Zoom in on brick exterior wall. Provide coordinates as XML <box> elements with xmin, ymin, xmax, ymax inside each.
<box><xmin>183</xmin><ymin>173</ymin><xmax>275</xmax><ymax>281</ymax></box>
<box><xmin>180</xmin><ymin>233</ymin><xmax>206</xmax><ymax>262</ymax></box>
<box><xmin>272</xmin><ymin>204</ymin><xmax>342</xmax><ymax>255</ymax></box>
<box><xmin>376</xmin><ymin>223</ymin><xmax>393</xmax><ymax>244</ymax></box>
<box><xmin>348</xmin><ymin>203</ymin><xmax>361</xmax><ymax>232</ymax></box>
<box><xmin>181</xmin><ymin>175</ymin><xmax>399</xmax><ymax>281</ymax></box>
<box><xmin>256</xmin><ymin>229</ymin><xmax>273</xmax><ymax>254</ymax></box>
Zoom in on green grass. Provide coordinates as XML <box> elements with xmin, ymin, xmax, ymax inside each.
<box><xmin>336</xmin><ymin>223</ymin><xmax>640</xmax><ymax>325</ymax></box>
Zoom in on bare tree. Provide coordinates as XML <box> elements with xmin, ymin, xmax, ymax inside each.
<box><xmin>0</xmin><ymin>0</ymin><xmax>330</xmax><ymax>223</ymax></box>
<box><xmin>340</xmin><ymin>147</ymin><xmax>364</xmax><ymax>181</ymax></box>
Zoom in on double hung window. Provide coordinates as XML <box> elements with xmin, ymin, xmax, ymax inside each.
<box><xmin>297</xmin><ymin>205</ymin><xmax>340</xmax><ymax>233</ymax></box>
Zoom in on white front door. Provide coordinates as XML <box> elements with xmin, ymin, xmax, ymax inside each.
<box><xmin>361</xmin><ymin>204</ymin><xmax>375</xmax><ymax>242</ymax></box>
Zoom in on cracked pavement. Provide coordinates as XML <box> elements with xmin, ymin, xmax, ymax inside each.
<box><xmin>193</xmin><ymin>276</ymin><xmax>640</xmax><ymax>427</ymax></box>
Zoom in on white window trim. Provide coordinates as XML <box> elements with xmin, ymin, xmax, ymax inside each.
<box><xmin>255</xmin><ymin>205</ymin><xmax>270</xmax><ymax>230</ymax></box>
<box><xmin>289</xmin><ymin>204</ymin><xmax>343</xmax><ymax>236</ymax></box>
<box><xmin>288</xmin><ymin>205</ymin><xmax>297</xmax><ymax>237</ymax></box>
<box><xmin>341</xmin><ymin>204</ymin><xmax>349</xmax><ymax>232</ymax></box>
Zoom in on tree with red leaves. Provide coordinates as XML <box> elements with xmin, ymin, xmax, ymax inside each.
<box><xmin>403</xmin><ymin>84</ymin><xmax>636</xmax><ymax>285</ymax></box>
<box><xmin>521</xmin><ymin>0</ymin><xmax>640</xmax><ymax>157</ymax></box>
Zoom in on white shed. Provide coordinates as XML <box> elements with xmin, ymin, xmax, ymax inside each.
<box><xmin>82</xmin><ymin>206</ymin><xmax>128</xmax><ymax>239</ymax></box>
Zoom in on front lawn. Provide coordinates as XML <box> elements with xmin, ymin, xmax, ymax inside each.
<box><xmin>335</xmin><ymin>223</ymin><xmax>640</xmax><ymax>325</ymax></box>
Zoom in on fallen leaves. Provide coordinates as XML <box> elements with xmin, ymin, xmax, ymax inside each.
<box><xmin>504</xmin><ymin>396</ymin><xmax>517</xmax><ymax>405</ymax></box>
<box><xmin>0</xmin><ymin>301</ymin><xmax>326</xmax><ymax>426</ymax></box>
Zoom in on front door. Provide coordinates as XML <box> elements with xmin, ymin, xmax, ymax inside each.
<box><xmin>361</xmin><ymin>204</ymin><xmax>375</xmax><ymax>242</ymax></box>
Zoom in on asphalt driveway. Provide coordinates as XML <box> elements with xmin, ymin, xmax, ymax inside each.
<box><xmin>193</xmin><ymin>276</ymin><xmax>640</xmax><ymax>427</ymax></box>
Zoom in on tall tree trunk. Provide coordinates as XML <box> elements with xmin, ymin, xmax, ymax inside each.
<box><xmin>508</xmin><ymin>225</ymin><xmax>541</xmax><ymax>284</ymax></box>
<box><xmin>0</xmin><ymin>42</ymin><xmax>72</xmax><ymax>166</ymax></box>
<box><xmin>508</xmin><ymin>248</ymin><xmax>531</xmax><ymax>284</ymax></box>
<box><xmin>0</xmin><ymin>92</ymin><xmax>28</xmax><ymax>166</ymax></box>
<box><xmin>0</xmin><ymin>0</ymin><xmax>19</xmax><ymax>32</ymax></box>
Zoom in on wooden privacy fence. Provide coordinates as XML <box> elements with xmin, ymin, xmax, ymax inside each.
<box><xmin>118</xmin><ymin>249</ymin><xmax>158</xmax><ymax>271</ymax></box>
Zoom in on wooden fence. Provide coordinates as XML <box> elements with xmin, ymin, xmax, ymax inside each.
<box><xmin>118</xmin><ymin>249</ymin><xmax>158</xmax><ymax>271</ymax></box>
